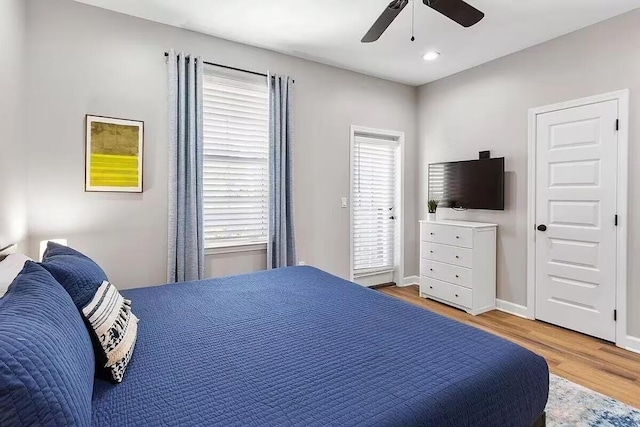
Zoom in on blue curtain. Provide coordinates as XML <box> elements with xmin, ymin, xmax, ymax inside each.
<box><xmin>268</xmin><ymin>74</ymin><xmax>296</xmax><ymax>269</ymax></box>
<box><xmin>167</xmin><ymin>50</ymin><xmax>204</xmax><ymax>282</ymax></box>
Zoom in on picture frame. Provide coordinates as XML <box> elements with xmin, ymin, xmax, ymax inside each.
<box><xmin>85</xmin><ymin>115</ymin><xmax>144</xmax><ymax>193</ymax></box>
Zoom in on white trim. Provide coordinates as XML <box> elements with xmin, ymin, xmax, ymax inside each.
<box><xmin>624</xmin><ymin>335</ymin><xmax>640</xmax><ymax>355</ymax></box>
<box><xmin>495</xmin><ymin>299</ymin><xmax>529</xmax><ymax>319</ymax></box>
<box><xmin>349</xmin><ymin>125</ymin><xmax>405</xmax><ymax>286</ymax></box>
<box><xmin>355</xmin><ymin>268</ymin><xmax>395</xmax><ymax>279</ymax></box>
<box><xmin>349</xmin><ymin>128</ymin><xmax>355</xmax><ymax>281</ymax></box>
<box><xmin>527</xmin><ymin>90</ymin><xmax>630</xmax><ymax>348</ymax></box>
<box><xmin>400</xmin><ymin>275</ymin><xmax>419</xmax><ymax>287</ymax></box>
<box><xmin>205</xmin><ymin>243</ymin><xmax>267</xmax><ymax>255</ymax></box>
<box><xmin>526</xmin><ymin>105</ymin><xmax>537</xmax><ymax>321</ymax></box>
<box><xmin>0</xmin><ymin>244</ymin><xmax>17</xmax><ymax>257</ymax></box>
<box><xmin>616</xmin><ymin>91</ymin><xmax>630</xmax><ymax>351</ymax></box>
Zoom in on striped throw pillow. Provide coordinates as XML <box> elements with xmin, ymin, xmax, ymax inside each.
<box><xmin>82</xmin><ymin>281</ymin><xmax>138</xmax><ymax>383</ymax></box>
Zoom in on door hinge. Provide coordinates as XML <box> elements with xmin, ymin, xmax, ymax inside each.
<box><xmin>616</xmin><ymin>119</ymin><xmax>619</xmax><ymax>131</ymax></box>
<box><xmin>615</xmin><ymin>214</ymin><xmax>618</xmax><ymax>226</ymax></box>
<box><xmin>614</xmin><ymin>309</ymin><xmax>617</xmax><ymax>322</ymax></box>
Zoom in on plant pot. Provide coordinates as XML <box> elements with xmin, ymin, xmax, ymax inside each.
<box><xmin>427</xmin><ymin>212</ymin><xmax>437</xmax><ymax>222</ymax></box>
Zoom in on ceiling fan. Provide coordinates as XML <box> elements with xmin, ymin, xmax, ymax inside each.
<box><xmin>361</xmin><ymin>0</ymin><xmax>484</xmax><ymax>43</ymax></box>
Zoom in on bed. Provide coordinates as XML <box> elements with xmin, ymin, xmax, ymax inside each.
<box><xmin>91</xmin><ymin>266</ymin><xmax>549</xmax><ymax>426</ymax></box>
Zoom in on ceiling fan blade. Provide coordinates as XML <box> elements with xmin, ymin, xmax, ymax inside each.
<box><xmin>361</xmin><ymin>0</ymin><xmax>409</xmax><ymax>43</ymax></box>
<box><xmin>423</xmin><ymin>0</ymin><xmax>484</xmax><ymax>27</ymax></box>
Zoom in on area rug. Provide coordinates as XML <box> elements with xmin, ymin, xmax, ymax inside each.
<box><xmin>547</xmin><ymin>374</ymin><xmax>640</xmax><ymax>426</ymax></box>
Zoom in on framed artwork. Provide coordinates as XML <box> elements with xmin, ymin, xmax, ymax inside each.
<box><xmin>85</xmin><ymin>115</ymin><xmax>144</xmax><ymax>193</ymax></box>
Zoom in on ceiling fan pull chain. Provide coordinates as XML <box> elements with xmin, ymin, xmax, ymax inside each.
<box><xmin>411</xmin><ymin>0</ymin><xmax>415</xmax><ymax>41</ymax></box>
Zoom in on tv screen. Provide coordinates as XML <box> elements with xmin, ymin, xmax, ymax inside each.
<box><xmin>428</xmin><ymin>158</ymin><xmax>505</xmax><ymax>210</ymax></box>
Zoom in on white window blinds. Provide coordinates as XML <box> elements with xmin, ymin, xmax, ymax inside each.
<box><xmin>202</xmin><ymin>69</ymin><xmax>269</xmax><ymax>248</ymax></box>
<box><xmin>352</xmin><ymin>136</ymin><xmax>398</xmax><ymax>275</ymax></box>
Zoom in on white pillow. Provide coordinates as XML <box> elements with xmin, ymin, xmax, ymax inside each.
<box><xmin>0</xmin><ymin>254</ymin><xmax>33</xmax><ymax>296</ymax></box>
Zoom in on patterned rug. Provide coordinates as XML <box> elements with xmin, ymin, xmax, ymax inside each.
<box><xmin>547</xmin><ymin>374</ymin><xmax>640</xmax><ymax>426</ymax></box>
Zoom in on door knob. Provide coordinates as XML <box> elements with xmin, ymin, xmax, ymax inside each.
<box><xmin>537</xmin><ymin>224</ymin><xmax>547</xmax><ymax>232</ymax></box>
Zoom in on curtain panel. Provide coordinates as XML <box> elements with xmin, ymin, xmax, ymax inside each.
<box><xmin>268</xmin><ymin>74</ymin><xmax>296</xmax><ymax>269</ymax></box>
<box><xmin>167</xmin><ymin>50</ymin><xmax>204</xmax><ymax>282</ymax></box>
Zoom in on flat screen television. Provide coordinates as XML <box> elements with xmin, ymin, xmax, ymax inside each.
<box><xmin>428</xmin><ymin>157</ymin><xmax>505</xmax><ymax>210</ymax></box>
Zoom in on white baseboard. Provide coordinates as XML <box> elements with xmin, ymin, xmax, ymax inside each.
<box><xmin>494</xmin><ymin>303</ymin><xmax>640</xmax><ymax>354</ymax></box>
<box><xmin>495</xmin><ymin>299</ymin><xmax>529</xmax><ymax>318</ymax></box>
<box><xmin>400</xmin><ymin>276</ymin><xmax>419</xmax><ymax>287</ymax></box>
<box><xmin>624</xmin><ymin>335</ymin><xmax>640</xmax><ymax>354</ymax></box>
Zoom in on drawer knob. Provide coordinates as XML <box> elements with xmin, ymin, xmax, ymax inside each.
<box><xmin>455</xmin><ymin>275</ymin><xmax>459</xmax><ymax>278</ymax></box>
<box><xmin>430</xmin><ymin>268</ymin><xmax>433</xmax><ymax>271</ymax></box>
<box><xmin>456</xmin><ymin>236</ymin><xmax>460</xmax><ymax>239</ymax></box>
<box><xmin>430</xmin><ymin>250</ymin><xmax>434</xmax><ymax>253</ymax></box>
<box><xmin>455</xmin><ymin>255</ymin><xmax>460</xmax><ymax>259</ymax></box>
<box><xmin>455</xmin><ymin>294</ymin><xmax>459</xmax><ymax>297</ymax></box>
<box><xmin>429</xmin><ymin>286</ymin><xmax>433</xmax><ymax>289</ymax></box>
<box><xmin>430</xmin><ymin>232</ymin><xmax>434</xmax><ymax>235</ymax></box>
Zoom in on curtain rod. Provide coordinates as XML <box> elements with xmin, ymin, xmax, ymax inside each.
<box><xmin>164</xmin><ymin>51</ymin><xmax>267</xmax><ymax>78</ymax></box>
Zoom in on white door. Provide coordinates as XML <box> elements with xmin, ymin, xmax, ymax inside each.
<box><xmin>535</xmin><ymin>99</ymin><xmax>618</xmax><ymax>341</ymax></box>
<box><xmin>351</xmin><ymin>134</ymin><xmax>401</xmax><ymax>287</ymax></box>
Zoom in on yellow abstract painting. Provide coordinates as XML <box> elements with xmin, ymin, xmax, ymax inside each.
<box><xmin>86</xmin><ymin>116</ymin><xmax>143</xmax><ymax>192</ymax></box>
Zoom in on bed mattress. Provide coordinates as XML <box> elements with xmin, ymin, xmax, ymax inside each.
<box><xmin>92</xmin><ymin>266</ymin><xmax>548</xmax><ymax>426</ymax></box>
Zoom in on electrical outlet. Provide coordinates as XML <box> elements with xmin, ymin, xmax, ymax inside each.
<box><xmin>341</xmin><ymin>197</ymin><xmax>348</xmax><ymax>208</ymax></box>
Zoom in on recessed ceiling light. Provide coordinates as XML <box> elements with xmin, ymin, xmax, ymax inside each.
<box><xmin>423</xmin><ymin>51</ymin><xmax>440</xmax><ymax>61</ymax></box>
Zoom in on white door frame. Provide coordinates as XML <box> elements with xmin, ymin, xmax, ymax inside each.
<box><xmin>349</xmin><ymin>125</ymin><xmax>405</xmax><ymax>286</ymax></box>
<box><xmin>527</xmin><ymin>90</ymin><xmax>629</xmax><ymax>348</ymax></box>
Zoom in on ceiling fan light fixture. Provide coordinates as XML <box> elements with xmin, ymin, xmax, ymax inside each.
<box><xmin>423</xmin><ymin>51</ymin><xmax>440</xmax><ymax>61</ymax></box>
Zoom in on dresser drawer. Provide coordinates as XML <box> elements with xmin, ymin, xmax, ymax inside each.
<box><xmin>421</xmin><ymin>242</ymin><xmax>473</xmax><ymax>268</ymax></box>
<box><xmin>420</xmin><ymin>223</ymin><xmax>473</xmax><ymax>248</ymax></box>
<box><xmin>420</xmin><ymin>277</ymin><xmax>472</xmax><ymax>309</ymax></box>
<box><xmin>421</xmin><ymin>259</ymin><xmax>472</xmax><ymax>289</ymax></box>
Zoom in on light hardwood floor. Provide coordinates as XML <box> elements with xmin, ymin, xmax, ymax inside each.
<box><xmin>380</xmin><ymin>285</ymin><xmax>640</xmax><ymax>409</ymax></box>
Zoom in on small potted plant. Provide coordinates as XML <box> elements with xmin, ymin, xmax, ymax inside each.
<box><xmin>427</xmin><ymin>199</ymin><xmax>439</xmax><ymax>221</ymax></box>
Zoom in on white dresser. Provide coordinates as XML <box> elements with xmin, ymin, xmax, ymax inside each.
<box><xmin>419</xmin><ymin>220</ymin><xmax>497</xmax><ymax>315</ymax></box>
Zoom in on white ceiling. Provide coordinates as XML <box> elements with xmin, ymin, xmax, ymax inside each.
<box><xmin>74</xmin><ymin>0</ymin><xmax>640</xmax><ymax>86</ymax></box>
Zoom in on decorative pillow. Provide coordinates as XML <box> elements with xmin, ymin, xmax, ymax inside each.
<box><xmin>0</xmin><ymin>253</ymin><xmax>32</xmax><ymax>296</ymax></box>
<box><xmin>40</xmin><ymin>241</ymin><xmax>108</xmax><ymax>309</ymax></box>
<box><xmin>82</xmin><ymin>281</ymin><xmax>138</xmax><ymax>383</ymax></box>
<box><xmin>0</xmin><ymin>261</ymin><xmax>95</xmax><ymax>426</ymax></box>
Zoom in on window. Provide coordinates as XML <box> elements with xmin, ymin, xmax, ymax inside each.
<box><xmin>351</xmin><ymin>135</ymin><xmax>400</xmax><ymax>278</ymax></box>
<box><xmin>202</xmin><ymin>69</ymin><xmax>269</xmax><ymax>249</ymax></box>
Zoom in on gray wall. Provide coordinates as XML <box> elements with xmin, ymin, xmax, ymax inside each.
<box><xmin>25</xmin><ymin>0</ymin><xmax>418</xmax><ymax>288</ymax></box>
<box><xmin>0</xmin><ymin>0</ymin><xmax>27</xmax><ymax>249</ymax></box>
<box><xmin>417</xmin><ymin>10</ymin><xmax>640</xmax><ymax>335</ymax></box>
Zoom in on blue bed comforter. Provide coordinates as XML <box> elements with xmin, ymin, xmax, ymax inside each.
<box><xmin>92</xmin><ymin>266</ymin><xmax>548</xmax><ymax>426</ymax></box>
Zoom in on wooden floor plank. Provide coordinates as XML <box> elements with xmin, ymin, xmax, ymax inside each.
<box><xmin>380</xmin><ymin>285</ymin><xmax>640</xmax><ymax>409</ymax></box>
